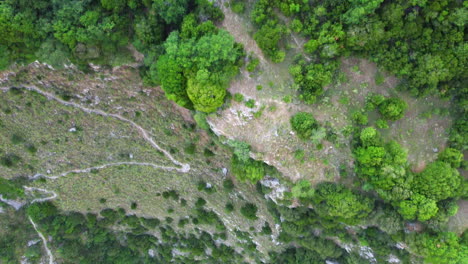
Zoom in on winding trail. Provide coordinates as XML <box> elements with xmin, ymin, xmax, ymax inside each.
<box><xmin>1</xmin><ymin>85</ymin><xmax>190</xmax><ymax>173</ymax></box>
<box><xmin>23</xmin><ymin>187</ymin><xmax>58</xmax><ymax>203</ymax></box>
<box><xmin>30</xmin><ymin>161</ymin><xmax>188</xmax><ymax>181</ymax></box>
<box><xmin>29</xmin><ymin>216</ymin><xmax>55</xmax><ymax>264</ymax></box>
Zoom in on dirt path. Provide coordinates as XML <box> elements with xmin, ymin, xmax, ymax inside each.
<box><xmin>29</xmin><ymin>216</ymin><xmax>55</xmax><ymax>264</ymax></box>
<box><xmin>23</xmin><ymin>187</ymin><xmax>58</xmax><ymax>203</ymax></box>
<box><xmin>30</xmin><ymin>162</ymin><xmax>188</xmax><ymax>181</ymax></box>
<box><xmin>1</xmin><ymin>85</ymin><xmax>190</xmax><ymax>173</ymax></box>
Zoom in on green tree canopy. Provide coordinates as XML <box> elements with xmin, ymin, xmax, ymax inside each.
<box><xmin>414</xmin><ymin>161</ymin><xmax>462</xmax><ymax>201</ymax></box>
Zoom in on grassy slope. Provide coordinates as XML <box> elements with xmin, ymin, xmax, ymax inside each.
<box><xmin>0</xmin><ymin>64</ymin><xmax>280</xmax><ymax>258</ymax></box>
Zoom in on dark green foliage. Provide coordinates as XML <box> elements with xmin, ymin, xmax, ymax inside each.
<box><xmin>195</xmin><ymin>197</ymin><xmax>207</xmax><ymax>208</ymax></box>
<box><xmin>223</xmin><ymin>179</ymin><xmax>235</xmax><ymax>192</ymax></box>
<box><xmin>225</xmin><ymin>202</ymin><xmax>234</xmax><ymax>213</ymax></box>
<box><xmin>261</xmin><ymin>222</ymin><xmax>272</xmax><ymax>235</ymax></box>
<box><xmin>290</xmin><ymin>112</ymin><xmax>319</xmax><ymax>140</ymax></box>
<box><xmin>27</xmin><ymin>202</ymin><xmax>58</xmax><ymax>222</ymax></box>
<box><xmin>246</xmin><ymin>57</ymin><xmax>260</xmax><ymax>72</ymax></box>
<box><xmin>0</xmin><ymin>153</ymin><xmax>22</xmax><ymax>168</ymax></box>
<box><xmin>240</xmin><ymin>203</ymin><xmax>258</xmax><ymax>220</ymax></box>
<box><xmin>130</xmin><ymin>202</ymin><xmax>138</xmax><ymax>210</ymax></box>
<box><xmin>0</xmin><ymin>178</ymin><xmax>25</xmax><ymax>199</ymax></box>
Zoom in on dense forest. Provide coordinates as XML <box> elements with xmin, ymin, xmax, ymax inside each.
<box><xmin>0</xmin><ymin>0</ymin><xmax>467</xmax><ymax>263</ymax></box>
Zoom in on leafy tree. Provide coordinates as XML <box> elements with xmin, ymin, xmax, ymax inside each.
<box><xmin>153</xmin><ymin>0</ymin><xmax>189</xmax><ymax>24</ymax></box>
<box><xmin>231</xmin><ymin>155</ymin><xmax>266</xmax><ymax>183</ymax></box>
<box><xmin>378</xmin><ymin>97</ymin><xmax>407</xmax><ymax>121</ymax></box>
<box><xmin>227</xmin><ymin>140</ymin><xmax>251</xmax><ymax>162</ymax></box>
<box><xmin>407</xmin><ymin>232</ymin><xmax>464</xmax><ymax>264</ymax></box>
<box><xmin>291</xmin><ymin>180</ymin><xmax>315</xmax><ymax>201</ymax></box>
<box><xmin>254</xmin><ymin>20</ymin><xmax>285</xmax><ymax>62</ymax></box>
<box><xmin>240</xmin><ymin>203</ymin><xmax>258</xmax><ymax>220</ymax></box>
<box><xmin>414</xmin><ymin>161</ymin><xmax>462</xmax><ymax>201</ymax></box>
<box><xmin>398</xmin><ymin>194</ymin><xmax>438</xmax><ymax>221</ymax></box>
<box><xmin>290</xmin><ymin>112</ymin><xmax>319</xmax><ymax>140</ymax></box>
<box><xmin>312</xmin><ymin>182</ymin><xmax>374</xmax><ymax>222</ymax></box>
<box><xmin>438</xmin><ymin>148</ymin><xmax>463</xmax><ymax>168</ymax></box>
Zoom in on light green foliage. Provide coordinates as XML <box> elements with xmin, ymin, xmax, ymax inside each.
<box><xmin>398</xmin><ymin>194</ymin><xmax>438</xmax><ymax>221</ymax></box>
<box><xmin>193</xmin><ymin>112</ymin><xmax>210</xmax><ymax>130</ymax></box>
<box><xmin>246</xmin><ymin>57</ymin><xmax>260</xmax><ymax>72</ymax></box>
<box><xmin>231</xmin><ymin>156</ymin><xmax>265</xmax><ymax>183</ymax></box>
<box><xmin>187</xmin><ymin>72</ymin><xmax>226</xmax><ymax>112</ymax></box>
<box><xmin>375</xmin><ymin>119</ymin><xmax>388</xmax><ymax>129</ymax></box>
<box><xmin>438</xmin><ymin>148</ymin><xmax>463</xmax><ymax>168</ymax></box>
<box><xmin>414</xmin><ymin>161</ymin><xmax>462</xmax><ymax>201</ymax></box>
<box><xmin>290</xmin><ymin>112</ymin><xmax>319</xmax><ymax>140</ymax></box>
<box><xmin>352</xmin><ymin>112</ymin><xmax>368</xmax><ymax>125</ymax></box>
<box><xmin>233</xmin><ymin>93</ymin><xmax>244</xmax><ymax>102</ymax></box>
<box><xmin>343</xmin><ymin>0</ymin><xmax>385</xmax><ymax>24</ymax></box>
<box><xmin>245</xmin><ymin>99</ymin><xmax>256</xmax><ymax>108</ymax></box>
<box><xmin>407</xmin><ymin>232</ymin><xmax>464</xmax><ymax>264</ymax></box>
<box><xmin>378</xmin><ymin>97</ymin><xmax>408</xmax><ymax>121</ymax></box>
<box><xmin>153</xmin><ymin>29</ymin><xmax>242</xmax><ymax>112</ymax></box>
<box><xmin>291</xmin><ymin>180</ymin><xmax>315</xmax><ymax>200</ymax></box>
<box><xmin>227</xmin><ymin>140</ymin><xmax>251</xmax><ymax>162</ymax></box>
<box><xmin>254</xmin><ymin>20</ymin><xmax>285</xmax><ymax>62</ymax></box>
<box><xmin>312</xmin><ymin>182</ymin><xmax>374</xmax><ymax>222</ymax></box>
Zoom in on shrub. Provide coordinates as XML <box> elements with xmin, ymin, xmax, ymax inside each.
<box><xmin>247</xmin><ymin>58</ymin><xmax>260</xmax><ymax>72</ymax></box>
<box><xmin>378</xmin><ymin>97</ymin><xmax>407</xmax><ymax>121</ymax></box>
<box><xmin>225</xmin><ymin>203</ymin><xmax>234</xmax><ymax>213</ymax></box>
<box><xmin>245</xmin><ymin>99</ymin><xmax>255</xmax><ymax>108</ymax></box>
<box><xmin>233</xmin><ymin>93</ymin><xmax>244</xmax><ymax>102</ymax></box>
<box><xmin>240</xmin><ymin>203</ymin><xmax>258</xmax><ymax>220</ymax></box>
<box><xmin>290</xmin><ymin>112</ymin><xmax>319</xmax><ymax>140</ymax></box>
<box><xmin>223</xmin><ymin>179</ymin><xmax>235</xmax><ymax>191</ymax></box>
<box><xmin>195</xmin><ymin>198</ymin><xmax>207</xmax><ymax>208</ymax></box>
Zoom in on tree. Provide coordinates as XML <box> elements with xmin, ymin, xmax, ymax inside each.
<box><xmin>378</xmin><ymin>97</ymin><xmax>407</xmax><ymax>121</ymax></box>
<box><xmin>438</xmin><ymin>148</ymin><xmax>463</xmax><ymax>168</ymax></box>
<box><xmin>231</xmin><ymin>155</ymin><xmax>266</xmax><ymax>183</ymax></box>
<box><xmin>290</xmin><ymin>112</ymin><xmax>319</xmax><ymax>140</ymax></box>
<box><xmin>312</xmin><ymin>182</ymin><xmax>374</xmax><ymax>222</ymax></box>
<box><xmin>291</xmin><ymin>180</ymin><xmax>315</xmax><ymax>201</ymax></box>
<box><xmin>254</xmin><ymin>20</ymin><xmax>285</xmax><ymax>62</ymax></box>
<box><xmin>152</xmin><ymin>0</ymin><xmax>189</xmax><ymax>24</ymax></box>
<box><xmin>414</xmin><ymin>161</ymin><xmax>462</xmax><ymax>201</ymax></box>
<box><xmin>240</xmin><ymin>203</ymin><xmax>258</xmax><ymax>220</ymax></box>
<box><xmin>187</xmin><ymin>72</ymin><xmax>226</xmax><ymax>113</ymax></box>
<box><xmin>398</xmin><ymin>194</ymin><xmax>438</xmax><ymax>221</ymax></box>
<box><xmin>407</xmin><ymin>232</ymin><xmax>463</xmax><ymax>264</ymax></box>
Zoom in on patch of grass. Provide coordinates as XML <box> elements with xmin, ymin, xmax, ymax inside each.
<box><xmin>256</xmin><ymin>85</ymin><xmax>263</xmax><ymax>91</ymax></box>
<box><xmin>282</xmin><ymin>95</ymin><xmax>292</xmax><ymax>103</ymax></box>
<box><xmin>184</xmin><ymin>143</ymin><xmax>196</xmax><ymax>154</ymax></box>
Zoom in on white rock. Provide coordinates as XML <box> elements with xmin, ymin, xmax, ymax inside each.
<box><xmin>69</xmin><ymin>127</ymin><xmax>76</xmax><ymax>132</ymax></box>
